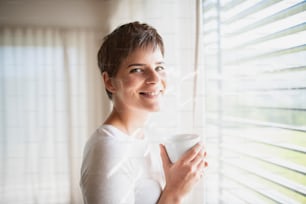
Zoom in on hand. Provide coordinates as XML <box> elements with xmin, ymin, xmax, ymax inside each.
<box><xmin>158</xmin><ymin>143</ymin><xmax>207</xmax><ymax>203</ymax></box>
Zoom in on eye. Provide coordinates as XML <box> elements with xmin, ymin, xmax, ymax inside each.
<box><xmin>129</xmin><ymin>68</ymin><xmax>143</xmax><ymax>73</ymax></box>
<box><xmin>155</xmin><ymin>66</ymin><xmax>165</xmax><ymax>72</ymax></box>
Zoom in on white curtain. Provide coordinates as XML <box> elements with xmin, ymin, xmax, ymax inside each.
<box><xmin>0</xmin><ymin>27</ymin><xmax>109</xmax><ymax>204</ymax></box>
<box><xmin>0</xmin><ymin>0</ymin><xmax>205</xmax><ymax>203</ymax></box>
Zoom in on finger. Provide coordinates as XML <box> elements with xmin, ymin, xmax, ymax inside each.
<box><xmin>197</xmin><ymin>160</ymin><xmax>208</xmax><ymax>177</ymax></box>
<box><xmin>191</xmin><ymin>153</ymin><xmax>204</xmax><ymax>166</ymax></box>
<box><xmin>196</xmin><ymin>159</ymin><xmax>207</xmax><ymax>169</ymax></box>
<box><xmin>200</xmin><ymin>147</ymin><xmax>207</xmax><ymax>157</ymax></box>
<box><xmin>197</xmin><ymin>148</ymin><xmax>206</xmax><ymax>160</ymax></box>
<box><xmin>189</xmin><ymin>160</ymin><xmax>204</xmax><ymax>179</ymax></box>
<box><xmin>203</xmin><ymin>161</ymin><xmax>208</xmax><ymax>174</ymax></box>
<box><xmin>159</xmin><ymin>144</ymin><xmax>171</xmax><ymax>169</ymax></box>
<box><xmin>180</xmin><ymin>143</ymin><xmax>203</xmax><ymax>162</ymax></box>
<box><xmin>197</xmin><ymin>160</ymin><xmax>208</xmax><ymax>173</ymax></box>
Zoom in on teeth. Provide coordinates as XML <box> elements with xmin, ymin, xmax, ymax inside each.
<box><xmin>141</xmin><ymin>91</ymin><xmax>160</xmax><ymax>96</ymax></box>
<box><xmin>148</xmin><ymin>92</ymin><xmax>158</xmax><ymax>96</ymax></box>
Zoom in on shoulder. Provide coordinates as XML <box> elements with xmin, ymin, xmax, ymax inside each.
<box><xmin>82</xmin><ymin>125</ymin><xmax>130</xmax><ymax>164</ymax></box>
<box><xmin>80</xmin><ymin>125</ymin><xmax>139</xmax><ymax>203</ymax></box>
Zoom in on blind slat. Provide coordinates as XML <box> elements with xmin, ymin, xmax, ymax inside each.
<box><xmin>225</xmin><ymin>44</ymin><xmax>306</xmax><ymax>64</ymax></box>
<box><xmin>223</xmin><ymin>0</ymin><xmax>281</xmax><ymax>24</ymax></box>
<box><xmin>222</xmin><ymin>141</ymin><xmax>306</xmax><ymax>173</ymax></box>
<box><xmin>206</xmin><ymin>114</ymin><xmax>306</xmax><ymax>132</ymax></box>
<box><xmin>221</xmin><ymin>0</ymin><xmax>245</xmax><ymax>11</ymax></box>
<box><xmin>222</xmin><ymin>171</ymin><xmax>301</xmax><ymax>204</ymax></box>
<box><xmin>224</xmin><ymin>1</ymin><xmax>306</xmax><ymax>36</ymax></box>
<box><xmin>222</xmin><ymin>159</ymin><xmax>306</xmax><ymax>196</ymax></box>
<box><xmin>224</xmin><ymin>22</ymin><xmax>306</xmax><ymax>50</ymax></box>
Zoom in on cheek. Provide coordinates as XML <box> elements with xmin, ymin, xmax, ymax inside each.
<box><xmin>160</xmin><ymin>74</ymin><xmax>167</xmax><ymax>89</ymax></box>
<box><xmin>115</xmin><ymin>77</ymin><xmax>139</xmax><ymax>90</ymax></box>
<box><xmin>162</xmin><ymin>80</ymin><xmax>167</xmax><ymax>90</ymax></box>
<box><xmin>123</xmin><ymin>77</ymin><xmax>138</xmax><ymax>87</ymax></box>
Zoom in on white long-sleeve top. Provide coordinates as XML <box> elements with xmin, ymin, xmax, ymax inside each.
<box><xmin>80</xmin><ymin>125</ymin><xmax>163</xmax><ymax>204</ymax></box>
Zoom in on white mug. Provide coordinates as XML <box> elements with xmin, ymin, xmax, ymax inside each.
<box><xmin>164</xmin><ymin>133</ymin><xmax>200</xmax><ymax>163</ymax></box>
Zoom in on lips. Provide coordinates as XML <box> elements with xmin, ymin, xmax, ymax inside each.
<box><xmin>139</xmin><ymin>91</ymin><xmax>163</xmax><ymax>97</ymax></box>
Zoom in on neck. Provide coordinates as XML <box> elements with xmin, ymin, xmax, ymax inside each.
<box><xmin>104</xmin><ymin>106</ymin><xmax>149</xmax><ymax>138</ymax></box>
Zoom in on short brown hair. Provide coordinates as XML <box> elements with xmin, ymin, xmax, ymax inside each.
<box><xmin>97</xmin><ymin>21</ymin><xmax>164</xmax><ymax>99</ymax></box>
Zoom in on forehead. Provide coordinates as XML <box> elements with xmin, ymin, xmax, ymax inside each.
<box><xmin>122</xmin><ymin>46</ymin><xmax>164</xmax><ymax>64</ymax></box>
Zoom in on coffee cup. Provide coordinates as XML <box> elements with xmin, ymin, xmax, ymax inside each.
<box><xmin>163</xmin><ymin>133</ymin><xmax>200</xmax><ymax>163</ymax></box>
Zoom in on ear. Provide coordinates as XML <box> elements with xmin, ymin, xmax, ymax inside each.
<box><xmin>102</xmin><ymin>72</ymin><xmax>116</xmax><ymax>93</ymax></box>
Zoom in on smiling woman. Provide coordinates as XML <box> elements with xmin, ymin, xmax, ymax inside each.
<box><xmin>80</xmin><ymin>21</ymin><xmax>207</xmax><ymax>204</ymax></box>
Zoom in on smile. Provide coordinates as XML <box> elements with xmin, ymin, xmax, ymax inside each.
<box><xmin>139</xmin><ymin>91</ymin><xmax>162</xmax><ymax>97</ymax></box>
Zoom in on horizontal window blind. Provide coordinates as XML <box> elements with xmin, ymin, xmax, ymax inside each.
<box><xmin>202</xmin><ymin>0</ymin><xmax>306</xmax><ymax>203</ymax></box>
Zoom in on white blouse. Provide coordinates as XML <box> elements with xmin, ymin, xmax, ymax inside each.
<box><xmin>80</xmin><ymin>125</ymin><xmax>163</xmax><ymax>204</ymax></box>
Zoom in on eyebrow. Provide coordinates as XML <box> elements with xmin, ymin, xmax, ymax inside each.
<box><xmin>127</xmin><ymin>61</ymin><xmax>165</xmax><ymax>68</ymax></box>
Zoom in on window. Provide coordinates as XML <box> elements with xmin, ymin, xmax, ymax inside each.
<box><xmin>202</xmin><ymin>0</ymin><xmax>306</xmax><ymax>203</ymax></box>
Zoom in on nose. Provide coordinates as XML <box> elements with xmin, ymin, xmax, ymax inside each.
<box><xmin>146</xmin><ymin>69</ymin><xmax>160</xmax><ymax>84</ymax></box>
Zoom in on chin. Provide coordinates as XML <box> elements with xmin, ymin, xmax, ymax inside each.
<box><xmin>146</xmin><ymin>105</ymin><xmax>161</xmax><ymax>112</ymax></box>
<box><xmin>151</xmin><ymin>108</ymin><xmax>160</xmax><ymax>112</ymax></box>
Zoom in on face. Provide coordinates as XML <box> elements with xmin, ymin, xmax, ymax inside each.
<box><xmin>108</xmin><ymin>46</ymin><xmax>166</xmax><ymax>113</ymax></box>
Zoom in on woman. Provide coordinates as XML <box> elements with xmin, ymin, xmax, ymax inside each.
<box><xmin>80</xmin><ymin>21</ymin><xmax>207</xmax><ymax>204</ymax></box>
